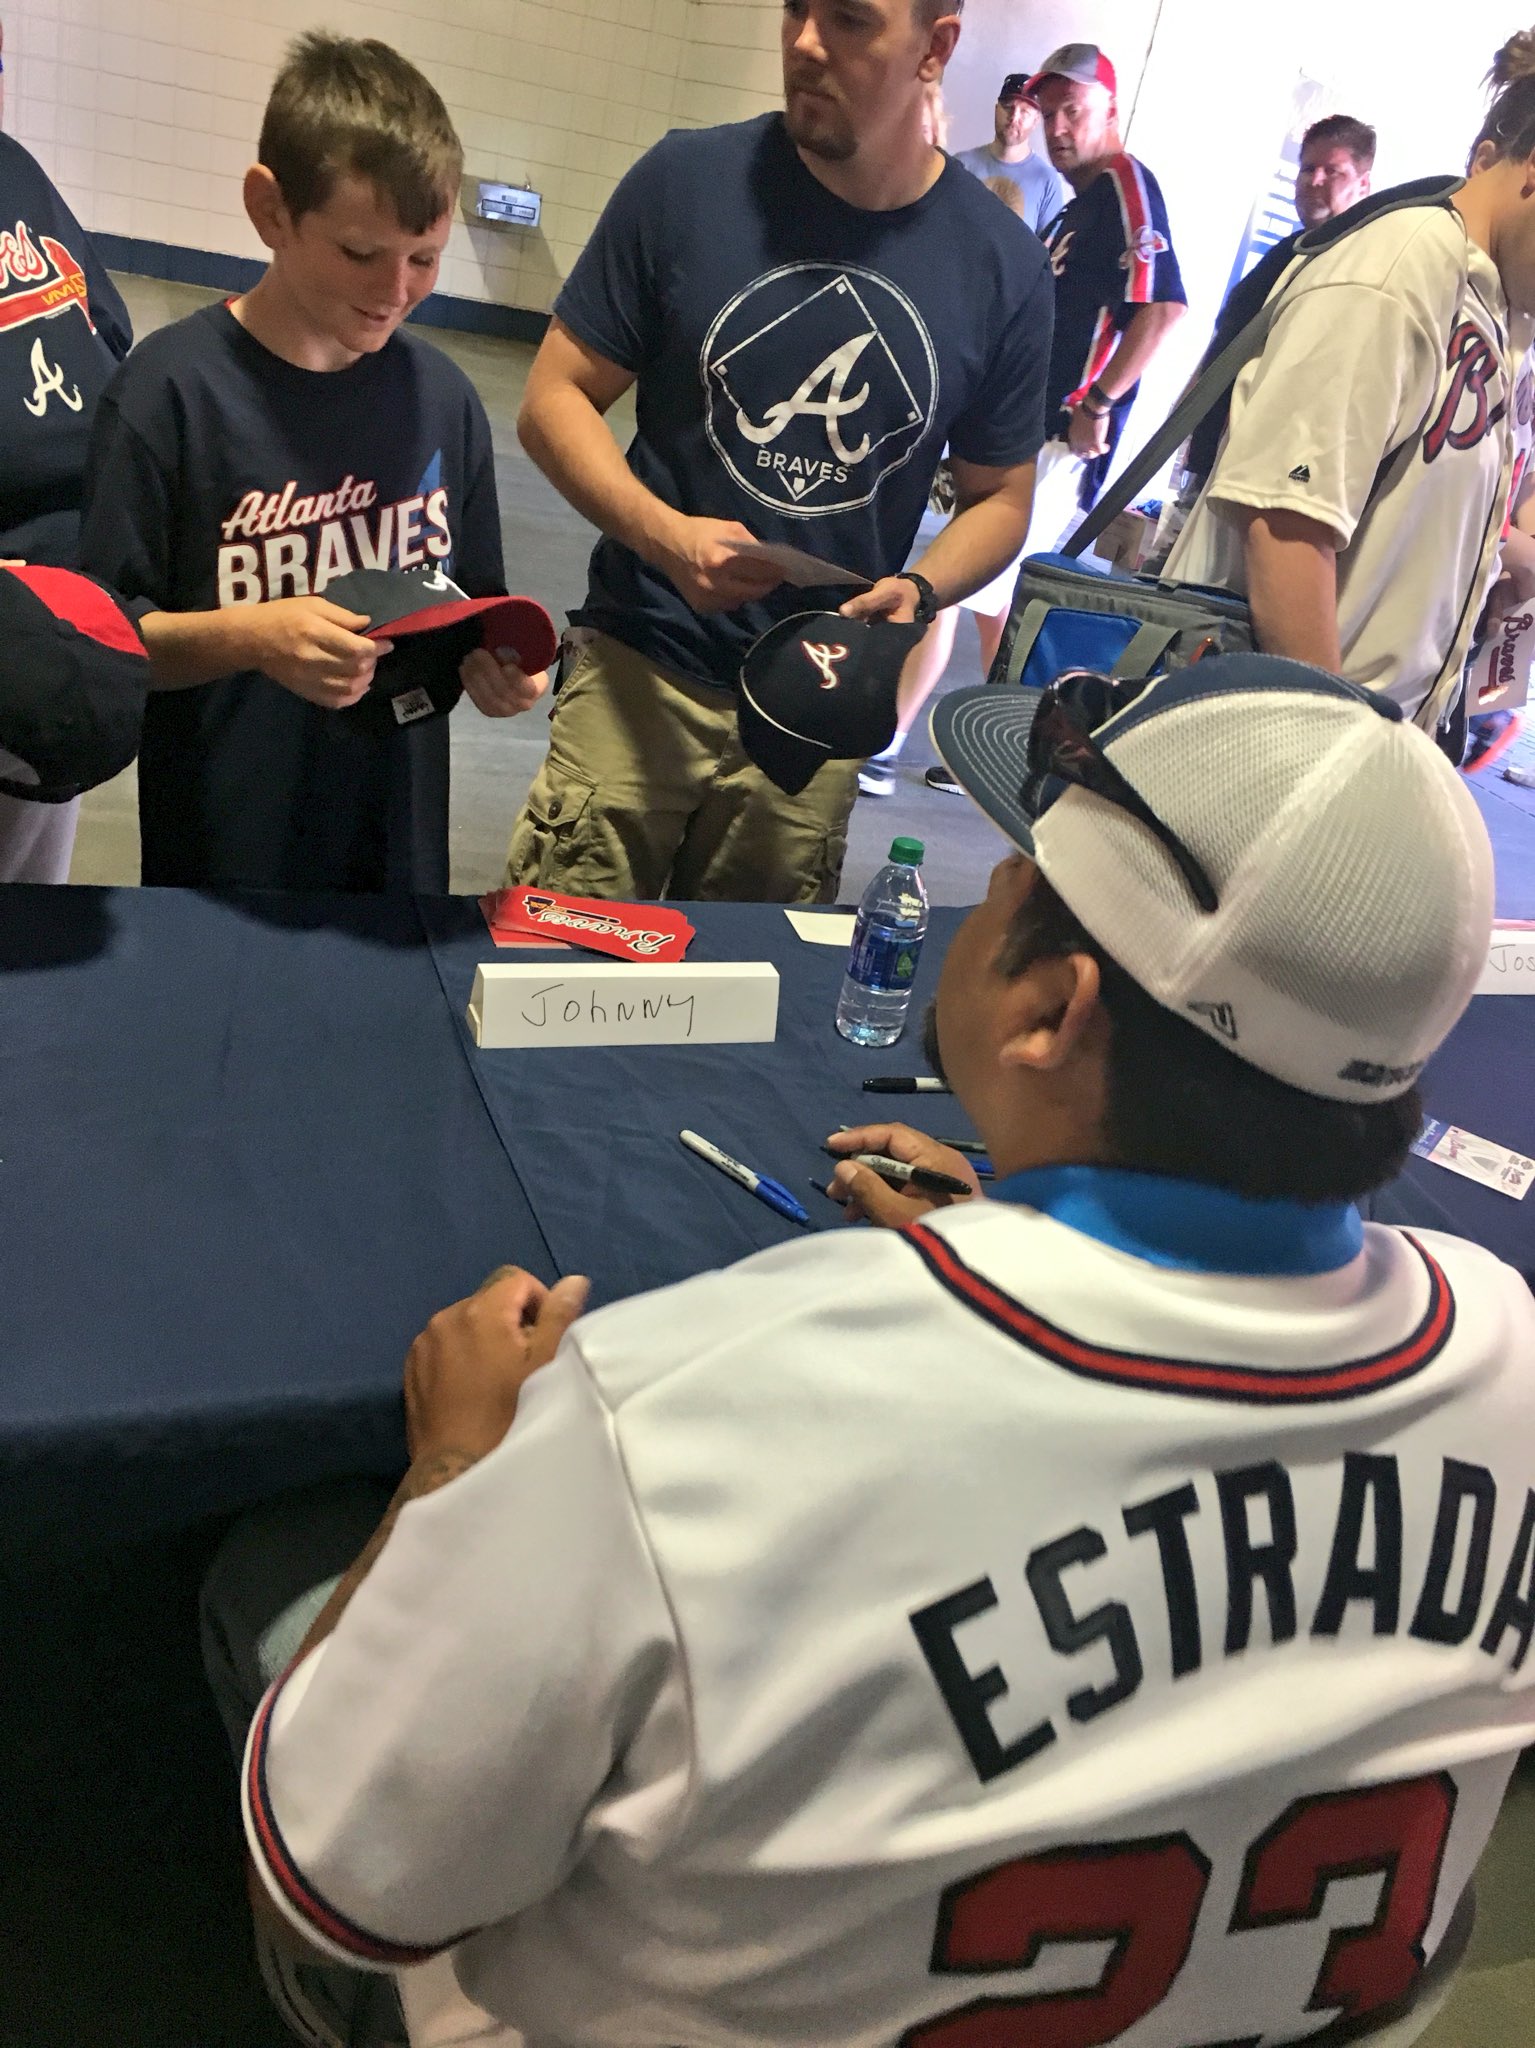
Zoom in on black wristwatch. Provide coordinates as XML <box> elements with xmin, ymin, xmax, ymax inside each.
<box><xmin>1082</xmin><ymin>380</ymin><xmax>1115</xmax><ymax>416</ymax></box>
<box><xmin>896</xmin><ymin>570</ymin><xmax>939</xmax><ymax>623</ymax></box>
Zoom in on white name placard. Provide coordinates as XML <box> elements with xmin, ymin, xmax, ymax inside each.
<box><xmin>1476</xmin><ymin>930</ymin><xmax>1535</xmax><ymax>997</ymax></box>
<box><xmin>467</xmin><ymin>961</ymin><xmax>780</xmax><ymax>1049</ymax></box>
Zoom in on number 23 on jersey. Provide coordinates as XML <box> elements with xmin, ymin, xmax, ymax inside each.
<box><xmin>907</xmin><ymin>1774</ymin><xmax>1455</xmax><ymax>2048</ymax></box>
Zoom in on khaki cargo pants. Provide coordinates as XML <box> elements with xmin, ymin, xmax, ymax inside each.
<box><xmin>504</xmin><ymin>631</ymin><xmax>862</xmax><ymax>903</ymax></box>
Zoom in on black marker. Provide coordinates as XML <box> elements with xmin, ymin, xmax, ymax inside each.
<box><xmin>825</xmin><ymin>1147</ymin><xmax>974</xmax><ymax>1198</ymax></box>
<box><xmin>862</xmin><ymin>1076</ymin><xmax>950</xmax><ymax>1094</ymax></box>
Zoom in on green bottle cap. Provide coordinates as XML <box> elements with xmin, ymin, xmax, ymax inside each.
<box><xmin>890</xmin><ymin>837</ymin><xmax>925</xmax><ymax>865</ymax></box>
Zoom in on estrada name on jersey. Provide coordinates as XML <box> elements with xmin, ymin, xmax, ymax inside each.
<box><xmin>243</xmin><ymin>1174</ymin><xmax>1535</xmax><ymax>2048</ymax></box>
<box><xmin>1167</xmin><ymin>202</ymin><xmax>1519</xmax><ymax>726</ymax></box>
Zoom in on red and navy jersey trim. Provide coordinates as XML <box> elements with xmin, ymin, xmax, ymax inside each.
<box><xmin>245</xmin><ymin>1669</ymin><xmax>469</xmax><ymax>1967</ymax></box>
<box><xmin>903</xmin><ymin>1224</ymin><xmax>1455</xmax><ymax>1405</ymax></box>
<box><xmin>1065</xmin><ymin>307</ymin><xmax>1119</xmax><ymax>409</ymax></box>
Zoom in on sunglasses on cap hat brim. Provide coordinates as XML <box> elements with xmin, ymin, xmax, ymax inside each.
<box><xmin>934</xmin><ymin>670</ymin><xmax>1221</xmax><ymax>915</ymax></box>
<box><xmin>1026</xmin><ymin>674</ymin><xmax>1219</xmax><ymax>913</ymax></box>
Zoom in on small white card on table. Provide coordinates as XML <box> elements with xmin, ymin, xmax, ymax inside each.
<box><xmin>784</xmin><ymin>910</ymin><xmax>857</xmax><ymax>947</ymax></box>
<box><xmin>467</xmin><ymin>961</ymin><xmax>780</xmax><ymax>1050</ymax></box>
<box><xmin>1476</xmin><ymin>929</ymin><xmax>1535</xmax><ymax>996</ymax></box>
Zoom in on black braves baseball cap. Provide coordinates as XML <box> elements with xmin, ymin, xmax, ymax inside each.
<box><xmin>738</xmin><ymin>610</ymin><xmax>925</xmax><ymax>795</ymax></box>
<box><xmin>325</xmin><ymin>566</ymin><xmax>559</xmax><ymax>732</ymax></box>
<box><xmin>0</xmin><ymin>565</ymin><xmax>147</xmax><ymax>801</ymax></box>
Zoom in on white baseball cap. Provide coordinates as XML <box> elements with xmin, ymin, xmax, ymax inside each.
<box><xmin>931</xmin><ymin>657</ymin><xmax>1496</xmax><ymax>1104</ymax></box>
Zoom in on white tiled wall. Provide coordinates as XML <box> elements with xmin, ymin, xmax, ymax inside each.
<box><xmin>2</xmin><ymin>0</ymin><xmax>778</xmax><ymax>315</ymax></box>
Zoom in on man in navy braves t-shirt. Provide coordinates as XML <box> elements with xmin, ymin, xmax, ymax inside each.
<box><xmin>507</xmin><ymin>0</ymin><xmax>1054</xmax><ymax>905</ymax></box>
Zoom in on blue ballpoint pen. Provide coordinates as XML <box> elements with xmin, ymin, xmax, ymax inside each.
<box><xmin>680</xmin><ymin>1129</ymin><xmax>811</xmax><ymax>1226</ymax></box>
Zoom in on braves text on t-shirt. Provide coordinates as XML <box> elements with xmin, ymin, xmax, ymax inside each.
<box><xmin>215</xmin><ymin>474</ymin><xmax>454</xmax><ymax>605</ymax></box>
<box><xmin>554</xmin><ymin>114</ymin><xmax>1054</xmax><ymax>689</ymax></box>
<box><xmin>0</xmin><ymin>134</ymin><xmax>133</xmax><ymax>565</ymax></box>
<box><xmin>78</xmin><ymin>302</ymin><xmax>503</xmax><ymax>891</ymax></box>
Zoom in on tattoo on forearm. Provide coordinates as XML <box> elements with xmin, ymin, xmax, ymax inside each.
<box><xmin>295</xmin><ymin>1448</ymin><xmax>482</xmax><ymax>1661</ymax></box>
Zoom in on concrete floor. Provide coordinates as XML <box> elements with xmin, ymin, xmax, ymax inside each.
<box><xmin>49</xmin><ymin>274</ymin><xmax>1535</xmax><ymax>2048</ymax></box>
<box><xmin>75</xmin><ymin>275</ymin><xmax>1007</xmax><ymax>908</ymax></box>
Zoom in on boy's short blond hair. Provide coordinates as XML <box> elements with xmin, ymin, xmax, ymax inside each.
<box><xmin>259</xmin><ymin>32</ymin><xmax>464</xmax><ymax>233</ymax></box>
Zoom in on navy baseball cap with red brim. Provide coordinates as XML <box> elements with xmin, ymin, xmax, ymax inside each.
<box><xmin>324</xmin><ymin>567</ymin><xmax>559</xmax><ymax>732</ymax></box>
<box><xmin>0</xmin><ymin>564</ymin><xmax>148</xmax><ymax>801</ymax></box>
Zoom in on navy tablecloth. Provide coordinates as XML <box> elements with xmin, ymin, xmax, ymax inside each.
<box><xmin>0</xmin><ymin>887</ymin><xmax>554</xmax><ymax>1552</ymax></box>
<box><xmin>1</xmin><ymin>884</ymin><xmax>1527</xmax><ymax>1553</ymax></box>
<box><xmin>1371</xmin><ymin>986</ymin><xmax>1535</xmax><ymax>1281</ymax></box>
<box><xmin>418</xmin><ymin>899</ymin><xmax>966</xmax><ymax>1309</ymax></box>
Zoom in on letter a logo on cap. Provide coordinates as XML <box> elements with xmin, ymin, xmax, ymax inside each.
<box><xmin>805</xmin><ymin>640</ymin><xmax>850</xmax><ymax>689</ymax></box>
<box><xmin>1189</xmin><ymin>999</ymin><xmax>1239</xmax><ymax>1040</ymax></box>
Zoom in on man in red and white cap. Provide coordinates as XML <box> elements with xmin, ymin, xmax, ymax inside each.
<box><xmin>909</xmin><ymin>42</ymin><xmax>1188</xmax><ymax>798</ymax></box>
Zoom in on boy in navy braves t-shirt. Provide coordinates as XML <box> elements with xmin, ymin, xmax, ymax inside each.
<box><xmin>80</xmin><ymin>33</ymin><xmax>548</xmax><ymax>893</ymax></box>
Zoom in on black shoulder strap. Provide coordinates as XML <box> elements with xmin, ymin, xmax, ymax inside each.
<box><xmin>1063</xmin><ymin>176</ymin><xmax>1466</xmax><ymax>562</ymax></box>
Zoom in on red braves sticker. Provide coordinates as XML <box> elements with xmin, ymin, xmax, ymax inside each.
<box><xmin>0</xmin><ymin>223</ymin><xmax>92</xmax><ymax>335</ymax></box>
<box><xmin>480</xmin><ymin>888</ymin><xmax>695</xmax><ymax>963</ymax></box>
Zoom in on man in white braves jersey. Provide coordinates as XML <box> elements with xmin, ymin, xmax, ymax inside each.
<box><xmin>204</xmin><ymin>650</ymin><xmax>1532</xmax><ymax>2048</ymax></box>
<box><xmin>1168</xmin><ymin>34</ymin><xmax>1535</xmax><ymax>734</ymax></box>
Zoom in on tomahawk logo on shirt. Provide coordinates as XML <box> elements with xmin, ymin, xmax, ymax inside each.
<box><xmin>0</xmin><ymin>218</ymin><xmax>93</xmax><ymax>336</ymax></box>
<box><xmin>702</xmin><ymin>264</ymin><xmax>938</xmax><ymax>517</ymax></box>
<box><xmin>215</xmin><ymin>462</ymin><xmax>453</xmax><ymax>605</ymax></box>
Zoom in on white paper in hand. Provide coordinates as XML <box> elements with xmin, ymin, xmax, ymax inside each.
<box><xmin>725</xmin><ymin>540</ymin><xmax>870</xmax><ymax>589</ymax></box>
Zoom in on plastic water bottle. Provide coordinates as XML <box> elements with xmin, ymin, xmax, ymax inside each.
<box><xmin>836</xmin><ymin>837</ymin><xmax>929</xmax><ymax>1047</ymax></box>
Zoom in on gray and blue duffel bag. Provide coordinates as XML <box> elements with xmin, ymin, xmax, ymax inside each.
<box><xmin>990</xmin><ymin>175</ymin><xmax>1463</xmax><ymax>695</ymax></box>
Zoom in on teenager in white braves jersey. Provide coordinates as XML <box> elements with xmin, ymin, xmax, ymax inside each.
<box><xmin>203</xmin><ymin>653</ymin><xmax>1533</xmax><ymax>2048</ymax></box>
<box><xmin>1168</xmin><ymin>30</ymin><xmax>1535</xmax><ymax>734</ymax></box>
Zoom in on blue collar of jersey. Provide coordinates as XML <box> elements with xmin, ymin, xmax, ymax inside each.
<box><xmin>988</xmin><ymin>1165</ymin><xmax>1362</xmax><ymax>1275</ymax></box>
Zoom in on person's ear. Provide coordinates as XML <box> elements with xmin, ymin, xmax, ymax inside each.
<box><xmin>243</xmin><ymin>164</ymin><xmax>292</xmax><ymax>251</ymax></box>
<box><xmin>920</xmin><ymin>15</ymin><xmax>962</xmax><ymax>78</ymax></box>
<box><xmin>995</xmin><ymin>949</ymin><xmax>1104</xmax><ymax>1074</ymax></box>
